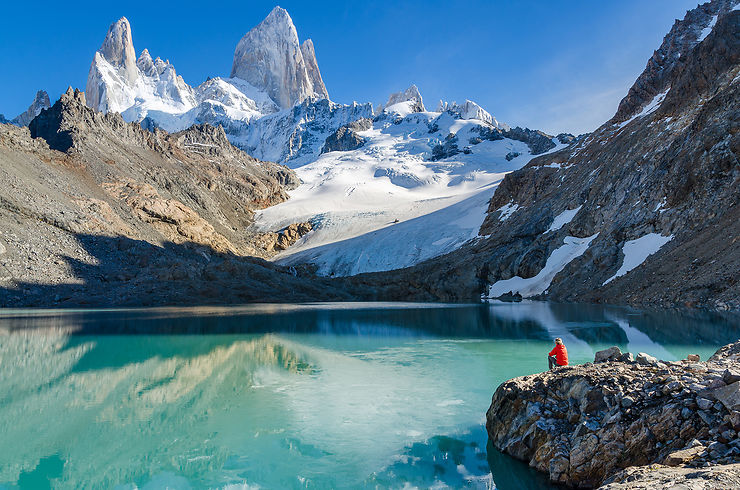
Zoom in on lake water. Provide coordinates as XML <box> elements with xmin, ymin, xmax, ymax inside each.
<box><xmin>0</xmin><ymin>302</ymin><xmax>737</xmax><ymax>489</ymax></box>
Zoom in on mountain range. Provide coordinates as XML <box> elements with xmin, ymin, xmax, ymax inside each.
<box><xmin>0</xmin><ymin>1</ymin><xmax>737</xmax><ymax>311</ymax></box>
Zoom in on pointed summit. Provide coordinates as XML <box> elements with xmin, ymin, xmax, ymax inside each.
<box><xmin>230</xmin><ymin>6</ymin><xmax>329</xmax><ymax>109</ymax></box>
<box><xmin>98</xmin><ymin>17</ymin><xmax>137</xmax><ymax>84</ymax></box>
<box><xmin>11</xmin><ymin>90</ymin><xmax>51</xmax><ymax>126</ymax></box>
<box><xmin>300</xmin><ymin>39</ymin><xmax>328</xmax><ymax>100</ymax></box>
<box><xmin>382</xmin><ymin>85</ymin><xmax>425</xmax><ymax>114</ymax></box>
<box><xmin>86</xmin><ymin>17</ymin><xmax>139</xmax><ymax>112</ymax></box>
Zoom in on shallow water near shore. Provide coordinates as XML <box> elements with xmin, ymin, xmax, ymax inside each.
<box><xmin>0</xmin><ymin>301</ymin><xmax>737</xmax><ymax>489</ymax></box>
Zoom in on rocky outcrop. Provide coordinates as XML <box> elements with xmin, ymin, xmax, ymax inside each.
<box><xmin>231</xmin><ymin>6</ymin><xmax>329</xmax><ymax>109</ymax></box>
<box><xmin>601</xmin><ymin>462</ymin><xmax>740</xmax><ymax>488</ymax></box>
<box><xmin>322</xmin><ymin>118</ymin><xmax>372</xmax><ymax>153</ymax></box>
<box><xmin>486</xmin><ymin>340</ymin><xmax>740</xmax><ymax>488</ymax></box>
<box><xmin>252</xmin><ymin>222</ymin><xmax>313</xmax><ymax>254</ymax></box>
<box><xmin>503</xmin><ymin>126</ymin><xmax>557</xmax><ymax>155</ymax></box>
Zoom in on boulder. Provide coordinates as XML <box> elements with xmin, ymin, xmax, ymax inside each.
<box><xmin>663</xmin><ymin>445</ymin><xmax>705</xmax><ymax>466</ymax></box>
<box><xmin>636</xmin><ymin>352</ymin><xmax>659</xmax><ymax>366</ymax></box>
<box><xmin>595</xmin><ymin>346</ymin><xmax>622</xmax><ymax>363</ymax></box>
<box><xmin>618</xmin><ymin>352</ymin><xmax>634</xmax><ymax>362</ymax></box>
<box><xmin>687</xmin><ymin>354</ymin><xmax>701</xmax><ymax>362</ymax></box>
<box><xmin>724</xmin><ymin>369</ymin><xmax>740</xmax><ymax>385</ymax></box>
<box><xmin>713</xmin><ymin>382</ymin><xmax>740</xmax><ymax>411</ymax></box>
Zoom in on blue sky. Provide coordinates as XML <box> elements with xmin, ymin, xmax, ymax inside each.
<box><xmin>0</xmin><ymin>0</ymin><xmax>699</xmax><ymax>134</ymax></box>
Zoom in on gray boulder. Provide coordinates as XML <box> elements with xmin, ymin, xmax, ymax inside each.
<box><xmin>636</xmin><ymin>352</ymin><xmax>659</xmax><ymax>366</ymax></box>
<box><xmin>595</xmin><ymin>346</ymin><xmax>622</xmax><ymax>363</ymax></box>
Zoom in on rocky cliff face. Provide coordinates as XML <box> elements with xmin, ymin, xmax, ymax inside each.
<box><xmin>613</xmin><ymin>0</ymin><xmax>737</xmax><ymax>123</ymax></box>
<box><xmin>350</xmin><ymin>0</ymin><xmax>739</xmax><ymax>312</ymax></box>
<box><xmin>321</xmin><ymin>118</ymin><xmax>372</xmax><ymax>153</ymax></box>
<box><xmin>486</xmin><ymin>341</ymin><xmax>740</xmax><ymax>488</ymax></box>
<box><xmin>231</xmin><ymin>6</ymin><xmax>329</xmax><ymax>109</ymax></box>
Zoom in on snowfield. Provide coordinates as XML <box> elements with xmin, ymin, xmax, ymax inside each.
<box><xmin>255</xmin><ymin>108</ymin><xmax>564</xmax><ymax>276</ymax></box>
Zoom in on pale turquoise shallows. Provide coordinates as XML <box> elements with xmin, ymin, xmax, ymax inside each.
<box><xmin>0</xmin><ymin>302</ymin><xmax>737</xmax><ymax>489</ymax></box>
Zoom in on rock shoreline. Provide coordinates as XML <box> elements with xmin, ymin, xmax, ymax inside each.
<box><xmin>486</xmin><ymin>341</ymin><xmax>740</xmax><ymax>488</ymax></box>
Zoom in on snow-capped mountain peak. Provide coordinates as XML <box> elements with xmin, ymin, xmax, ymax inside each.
<box><xmin>437</xmin><ymin>99</ymin><xmax>507</xmax><ymax>129</ymax></box>
<box><xmin>86</xmin><ymin>16</ymin><xmax>197</xmax><ymax>116</ymax></box>
<box><xmin>381</xmin><ymin>85</ymin><xmax>425</xmax><ymax>115</ymax></box>
<box><xmin>231</xmin><ymin>6</ymin><xmax>329</xmax><ymax>109</ymax></box>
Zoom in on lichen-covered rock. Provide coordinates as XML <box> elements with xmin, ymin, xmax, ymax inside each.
<box><xmin>486</xmin><ymin>340</ymin><xmax>740</xmax><ymax>488</ymax></box>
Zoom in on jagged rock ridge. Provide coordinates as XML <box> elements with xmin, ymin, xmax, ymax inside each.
<box><xmin>613</xmin><ymin>0</ymin><xmax>737</xmax><ymax>122</ymax></box>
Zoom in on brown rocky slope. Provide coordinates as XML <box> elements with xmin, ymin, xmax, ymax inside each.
<box><xmin>0</xmin><ymin>88</ymin><xmax>349</xmax><ymax>306</ymax></box>
<box><xmin>344</xmin><ymin>0</ymin><xmax>739</xmax><ymax>312</ymax></box>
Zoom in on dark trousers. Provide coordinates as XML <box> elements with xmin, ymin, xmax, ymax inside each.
<box><xmin>548</xmin><ymin>355</ymin><xmax>558</xmax><ymax>370</ymax></box>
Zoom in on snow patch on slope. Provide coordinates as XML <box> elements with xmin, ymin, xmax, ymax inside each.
<box><xmin>603</xmin><ymin>233</ymin><xmax>674</xmax><ymax>285</ymax></box>
<box><xmin>497</xmin><ymin>202</ymin><xmax>520</xmax><ymax>222</ymax></box>
<box><xmin>698</xmin><ymin>14</ymin><xmax>719</xmax><ymax>42</ymax></box>
<box><xmin>617</xmin><ymin>88</ymin><xmax>669</xmax><ymax>129</ymax></box>
<box><xmin>487</xmin><ymin>234</ymin><xmax>599</xmax><ymax>298</ymax></box>
<box><xmin>547</xmin><ymin>205</ymin><xmax>582</xmax><ymax>233</ymax></box>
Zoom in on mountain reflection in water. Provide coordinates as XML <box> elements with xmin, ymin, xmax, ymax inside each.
<box><xmin>0</xmin><ymin>302</ymin><xmax>737</xmax><ymax>489</ymax></box>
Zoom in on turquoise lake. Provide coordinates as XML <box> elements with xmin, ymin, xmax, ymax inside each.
<box><xmin>0</xmin><ymin>302</ymin><xmax>737</xmax><ymax>489</ymax></box>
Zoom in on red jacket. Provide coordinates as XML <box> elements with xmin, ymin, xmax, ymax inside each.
<box><xmin>549</xmin><ymin>344</ymin><xmax>568</xmax><ymax>366</ymax></box>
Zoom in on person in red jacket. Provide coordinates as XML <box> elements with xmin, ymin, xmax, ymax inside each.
<box><xmin>548</xmin><ymin>338</ymin><xmax>568</xmax><ymax>370</ymax></box>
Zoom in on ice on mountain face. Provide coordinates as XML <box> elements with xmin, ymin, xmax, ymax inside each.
<box><xmin>546</xmin><ymin>205</ymin><xmax>582</xmax><ymax>233</ymax></box>
<box><xmin>11</xmin><ymin>90</ymin><xmax>50</xmax><ymax>126</ymax></box>
<box><xmin>437</xmin><ymin>100</ymin><xmax>508</xmax><ymax>130</ymax></box>
<box><xmin>255</xmin><ymin>109</ymin><xmax>544</xmax><ymax>276</ymax></box>
<box><xmin>237</xmin><ymin>97</ymin><xmax>374</xmax><ymax>166</ymax></box>
<box><xmin>380</xmin><ymin>85</ymin><xmax>425</xmax><ymax>115</ymax></box>
<box><xmin>698</xmin><ymin>14</ymin><xmax>719</xmax><ymax>42</ymax></box>
<box><xmin>231</xmin><ymin>6</ymin><xmax>329</xmax><ymax>109</ymax></box>
<box><xmin>617</xmin><ymin>88</ymin><xmax>669</xmax><ymax>129</ymax></box>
